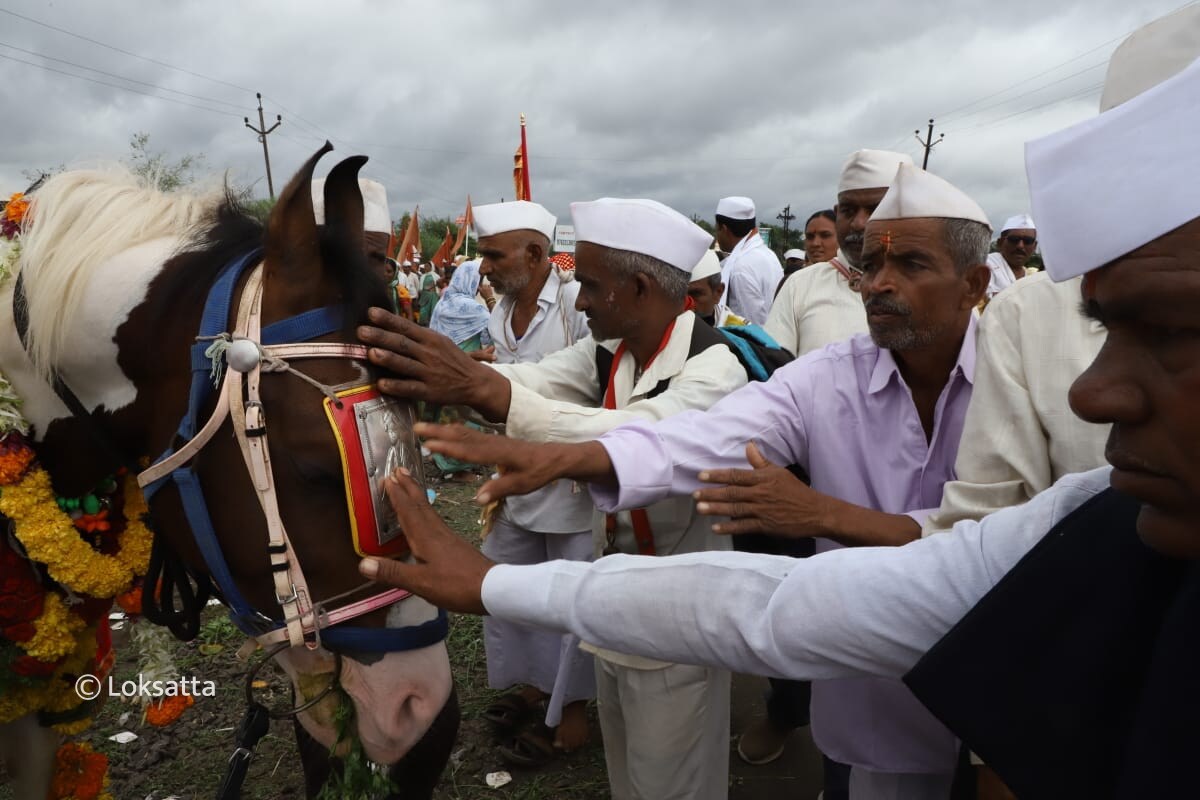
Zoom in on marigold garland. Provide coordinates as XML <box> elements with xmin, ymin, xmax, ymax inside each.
<box><xmin>21</xmin><ymin>591</ymin><xmax>86</xmax><ymax>662</ymax></box>
<box><xmin>0</xmin><ymin>467</ymin><xmax>152</xmax><ymax>599</ymax></box>
<box><xmin>49</xmin><ymin>741</ymin><xmax>113</xmax><ymax>800</ymax></box>
<box><xmin>0</xmin><ymin>624</ymin><xmax>98</xmax><ymax>725</ymax></box>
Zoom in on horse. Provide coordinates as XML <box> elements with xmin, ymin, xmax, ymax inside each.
<box><xmin>0</xmin><ymin>144</ymin><xmax>459</xmax><ymax>798</ymax></box>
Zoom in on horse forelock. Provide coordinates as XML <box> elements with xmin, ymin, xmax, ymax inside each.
<box><xmin>16</xmin><ymin>165</ymin><xmax>223</xmax><ymax>380</ymax></box>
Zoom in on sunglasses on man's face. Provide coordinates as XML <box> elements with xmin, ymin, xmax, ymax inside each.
<box><xmin>1004</xmin><ymin>235</ymin><xmax>1037</xmax><ymax>247</ymax></box>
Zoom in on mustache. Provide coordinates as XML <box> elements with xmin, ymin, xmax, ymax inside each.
<box><xmin>842</xmin><ymin>232</ymin><xmax>864</xmax><ymax>246</ymax></box>
<box><xmin>864</xmin><ymin>296</ymin><xmax>911</xmax><ymax>315</ymax></box>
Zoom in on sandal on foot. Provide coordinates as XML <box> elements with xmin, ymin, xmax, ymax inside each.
<box><xmin>482</xmin><ymin>693</ymin><xmax>536</xmax><ymax>731</ymax></box>
<box><xmin>497</xmin><ymin>726</ymin><xmax>557</xmax><ymax>768</ymax></box>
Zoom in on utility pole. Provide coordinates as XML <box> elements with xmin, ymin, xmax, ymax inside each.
<box><xmin>776</xmin><ymin>205</ymin><xmax>795</xmax><ymax>246</ymax></box>
<box><xmin>244</xmin><ymin>93</ymin><xmax>282</xmax><ymax>199</ymax></box>
<box><xmin>914</xmin><ymin>119</ymin><xmax>944</xmax><ymax>170</ymax></box>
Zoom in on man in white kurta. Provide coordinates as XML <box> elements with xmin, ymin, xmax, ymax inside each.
<box><xmin>714</xmin><ymin>196</ymin><xmax>782</xmax><ymax>325</ymax></box>
<box><xmin>470</xmin><ymin>201</ymin><xmax>596</xmax><ymax>751</ymax></box>
<box><xmin>766</xmin><ymin>150</ymin><xmax>913</xmax><ymax>357</ymax></box>
<box><xmin>361</xmin><ymin>198</ymin><xmax>748</xmax><ymax>800</ymax></box>
<box><xmin>984</xmin><ymin>214</ymin><xmax>1037</xmax><ymax>299</ymax></box>
<box><xmin>924</xmin><ymin>271</ymin><xmax>1108</xmax><ymax>534</ymax></box>
<box><xmin>687</xmin><ymin>250</ymin><xmax>746</xmax><ymax>328</ymax></box>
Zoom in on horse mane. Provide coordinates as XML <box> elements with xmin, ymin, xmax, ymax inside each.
<box><xmin>16</xmin><ymin>165</ymin><xmax>224</xmax><ymax>379</ymax></box>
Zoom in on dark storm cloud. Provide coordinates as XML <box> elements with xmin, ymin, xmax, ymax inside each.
<box><xmin>0</xmin><ymin>0</ymin><xmax>1187</xmax><ymax>233</ymax></box>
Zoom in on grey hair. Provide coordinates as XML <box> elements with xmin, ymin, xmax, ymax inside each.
<box><xmin>605</xmin><ymin>248</ymin><xmax>689</xmax><ymax>302</ymax></box>
<box><xmin>942</xmin><ymin>219</ymin><xmax>992</xmax><ymax>274</ymax></box>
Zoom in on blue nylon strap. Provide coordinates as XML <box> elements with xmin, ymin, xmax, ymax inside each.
<box><xmin>144</xmin><ymin>247</ymin><xmax>448</xmax><ymax>652</ymax></box>
<box><xmin>321</xmin><ymin>609</ymin><xmax>450</xmax><ymax>653</ymax></box>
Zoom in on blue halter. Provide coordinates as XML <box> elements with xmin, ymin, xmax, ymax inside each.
<box><xmin>144</xmin><ymin>249</ymin><xmax>448</xmax><ymax>652</ymax></box>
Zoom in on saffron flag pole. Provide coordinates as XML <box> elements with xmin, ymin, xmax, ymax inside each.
<box><xmin>453</xmin><ymin>195</ymin><xmax>474</xmax><ymax>257</ymax></box>
<box><xmin>397</xmin><ymin>206</ymin><xmax>420</xmax><ymax>266</ymax></box>
<box><xmin>513</xmin><ymin>113</ymin><xmax>531</xmax><ymax>201</ymax></box>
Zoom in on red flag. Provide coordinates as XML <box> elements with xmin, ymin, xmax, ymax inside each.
<box><xmin>395</xmin><ymin>207</ymin><xmax>420</xmax><ymax>265</ymax></box>
<box><xmin>513</xmin><ymin>114</ymin><xmax>531</xmax><ymax>201</ymax></box>
<box><xmin>452</xmin><ymin>195</ymin><xmax>473</xmax><ymax>255</ymax></box>
<box><xmin>431</xmin><ymin>227</ymin><xmax>455</xmax><ymax>268</ymax></box>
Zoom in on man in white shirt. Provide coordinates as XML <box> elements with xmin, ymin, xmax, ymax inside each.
<box><xmin>360</xmin><ymin>198</ymin><xmax>748</xmax><ymax>800</ymax></box>
<box><xmin>766</xmin><ymin>150</ymin><xmax>912</xmax><ymax>357</ymax></box>
<box><xmin>687</xmin><ymin>250</ymin><xmax>745</xmax><ymax>328</ymax></box>
<box><xmin>924</xmin><ymin>271</ymin><xmax>1108</xmax><ymax>534</ymax></box>
<box><xmin>715</xmin><ymin>196</ymin><xmax>783</xmax><ymax>325</ymax></box>
<box><xmin>468</xmin><ymin>200</ymin><xmax>595</xmax><ymax>759</ymax></box>
<box><xmin>360</xmin><ymin>13</ymin><xmax>1200</xmax><ymax>798</ymax></box>
<box><xmin>984</xmin><ymin>214</ymin><xmax>1037</xmax><ymax>299</ymax></box>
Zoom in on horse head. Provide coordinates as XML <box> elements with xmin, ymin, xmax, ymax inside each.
<box><xmin>4</xmin><ymin>146</ymin><xmax>454</xmax><ymax>769</ymax></box>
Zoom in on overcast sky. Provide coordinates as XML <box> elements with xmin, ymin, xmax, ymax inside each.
<box><xmin>0</xmin><ymin>0</ymin><xmax>1191</xmax><ymax>234</ymax></box>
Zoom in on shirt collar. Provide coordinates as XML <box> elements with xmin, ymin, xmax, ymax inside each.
<box><xmin>730</xmin><ymin>230</ymin><xmax>763</xmax><ymax>256</ymax></box>
<box><xmin>866</xmin><ymin>312</ymin><xmax>978</xmax><ymax>395</ymax></box>
<box><xmin>631</xmin><ymin>310</ymin><xmax>696</xmax><ymax>396</ymax></box>
<box><xmin>536</xmin><ymin>266</ymin><xmax>562</xmax><ymax>309</ymax></box>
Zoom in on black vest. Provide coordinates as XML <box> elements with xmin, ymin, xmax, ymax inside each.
<box><xmin>904</xmin><ymin>488</ymin><xmax>1200</xmax><ymax>798</ymax></box>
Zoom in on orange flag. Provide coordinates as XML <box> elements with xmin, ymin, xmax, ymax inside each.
<box><xmin>395</xmin><ymin>207</ymin><xmax>420</xmax><ymax>264</ymax></box>
<box><xmin>512</xmin><ymin>114</ymin><xmax>531</xmax><ymax>201</ymax></box>
<box><xmin>452</xmin><ymin>196</ymin><xmax>473</xmax><ymax>255</ymax></box>
<box><xmin>431</xmin><ymin>227</ymin><xmax>455</xmax><ymax>268</ymax></box>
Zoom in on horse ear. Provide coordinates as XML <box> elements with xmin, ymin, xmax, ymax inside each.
<box><xmin>263</xmin><ymin>142</ymin><xmax>333</xmax><ymax>310</ymax></box>
<box><xmin>319</xmin><ymin>155</ymin><xmax>368</xmax><ymax>273</ymax></box>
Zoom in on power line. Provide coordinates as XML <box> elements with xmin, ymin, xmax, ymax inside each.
<box><xmin>938</xmin><ymin>60</ymin><xmax>1107</xmax><ymax>126</ymax></box>
<box><xmin>944</xmin><ymin>82</ymin><xmax>1104</xmax><ymax>135</ymax></box>
<box><xmin>933</xmin><ymin>0</ymin><xmax>1197</xmax><ymax>122</ymax></box>
<box><xmin>0</xmin><ymin>51</ymin><xmax>241</xmax><ymax>118</ymax></box>
<box><xmin>0</xmin><ymin>40</ymin><xmax>245</xmax><ymax>110</ymax></box>
<box><xmin>0</xmin><ymin>5</ymin><xmax>254</xmax><ymax>94</ymax></box>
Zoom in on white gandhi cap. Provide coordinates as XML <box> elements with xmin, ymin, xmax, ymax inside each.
<box><xmin>716</xmin><ymin>196</ymin><xmax>755</xmax><ymax>220</ymax></box>
<box><xmin>690</xmin><ymin>250</ymin><xmax>723</xmax><ymax>282</ymax></box>
<box><xmin>1026</xmin><ymin>6</ymin><xmax>1200</xmax><ymax>280</ymax></box>
<box><xmin>311</xmin><ymin>177</ymin><xmax>391</xmax><ymax>234</ymax></box>
<box><xmin>472</xmin><ymin>200</ymin><xmax>557</xmax><ymax>241</ymax></box>
<box><xmin>571</xmin><ymin>198</ymin><xmax>714</xmax><ymax>273</ymax></box>
<box><xmin>838</xmin><ymin>150</ymin><xmax>915</xmax><ymax>194</ymax></box>
<box><xmin>870</xmin><ymin>164</ymin><xmax>991</xmax><ymax>228</ymax></box>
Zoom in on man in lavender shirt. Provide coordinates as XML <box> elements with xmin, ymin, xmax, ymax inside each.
<box><xmin>401</xmin><ymin>165</ymin><xmax>993</xmax><ymax>798</ymax></box>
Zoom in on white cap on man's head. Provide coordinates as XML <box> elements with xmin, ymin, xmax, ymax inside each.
<box><xmin>571</xmin><ymin>198</ymin><xmax>714</xmax><ymax>273</ymax></box>
<box><xmin>1000</xmin><ymin>214</ymin><xmax>1036</xmax><ymax>233</ymax></box>
<box><xmin>783</xmin><ymin>248</ymin><xmax>806</xmax><ymax>261</ymax></box>
<box><xmin>838</xmin><ymin>150</ymin><xmax>915</xmax><ymax>194</ymax></box>
<box><xmin>870</xmin><ymin>164</ymin><xmax>991</xmax><ymax>228</ymax></box>
<box><xmin>690</xmin><ymin>250</ymin><xmax>723</xmax><ymax>282</ymax></box>
<box><xmin>1027</xmin><ymin>8</ymin><xmax>1200</xmax><ymax>281</ymax></box>
<box><xmin>311</xmin><ymin>177</ymin><xmax>391</xmax><ymax>234</ymax></box>
<box><xmin>472</xmin><ymin>200</ymin><xmax>556</xmax><ymax>241</ymax></box>
<box><xmin>716</xmin><ymin>196</ymin><xmax>755</xmax><ymax>220</ymax></box>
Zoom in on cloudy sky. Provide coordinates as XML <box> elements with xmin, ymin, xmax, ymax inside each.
<box><xmin>0</xmin><ymin>0</ymin><xmax>1191</xmax><ymax>232</ymax></box>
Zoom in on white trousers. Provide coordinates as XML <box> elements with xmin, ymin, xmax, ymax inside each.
<box><xmin>481</xmin><ymin>521</ymin><xmax>595</xmax><ymax>725</ymax></box>
<box><xmin>595</xmin><ymin>656</ymin><xmax>731</xmax><ymax>800</ymax></box>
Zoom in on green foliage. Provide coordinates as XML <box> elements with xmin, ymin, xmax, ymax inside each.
<box><xmin>760</xmin><ymin>223</ymin><xmax>804</xmax><ymax>259</ymax></box>
<box><xmin>243</xmin><ymin>197</ymin><xmax>276</xmax><ymax>224</ymax></box>
<box><xmin>125</xmin><ymin>131</ymin><xmax>205</xmax><ymax>190</ymax></box>
<box><xmin>691</xmin><ymin>215</ymin><xmax>715</xmax><ymax>235</ymax></box>
<box><xmin>316</xmin><ymin>689</ymin><xmax>399</xmax><ymax>800</ymax></box>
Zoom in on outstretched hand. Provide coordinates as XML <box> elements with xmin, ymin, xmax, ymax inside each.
<box><xmin>358</xmin><ymin>307</ymin><xmax>509</xmax><ymax>419</ymax></box>
<box><xmin>358</xmin><ymin>468</ymin><xmax>494</xmax><ymax>615</ymax></box>
<box><xmin>694</xmin><ymin>442</ymin><xmax>832</xmax><ymax>538</ymax></box>
<box><xmin>415</xmin><ymin>422</ymin><xmax>586</xmax><ymax>505</ymax></box>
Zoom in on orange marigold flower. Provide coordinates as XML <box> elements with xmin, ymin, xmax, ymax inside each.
<box><xmin>4</xmin><ymin>193</ymin><xmax>29</xmax><ymax>226</ymax></box>
<box><xmin>50</xmin><ymin>741</ymin><xmax>108</xmax><ymax>800</ymax></box>
<box><xmin>145</xmin><ymin>691</ymin><xmax>194</xmax><ymax>726</ymax></box>
<box><xmin>114</xmin><ymin>585</ymin><xmax>142</xmax><ymax>615</ymax></box>
<box><xmin>0</xmin><ymin>445</ymin><xmax>35</xmax><ymax>484</ymax></box>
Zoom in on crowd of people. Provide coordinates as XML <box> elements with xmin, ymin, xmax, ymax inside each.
<box><xmin>350</xmin><ymin>8</ymin><xmax>1196</xmax><ymax>798</ymax></box>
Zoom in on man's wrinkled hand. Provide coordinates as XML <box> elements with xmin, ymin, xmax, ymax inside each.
<box><xmin>359</xmin><ymin>468</ymin><xmax>494</xmax><ymax>615</ymax></box>
<box><xmin>416</xmin><ymin>422</ymin><xmax>574</xmax><ymax>505</ymax></box>
<box><xmin>358</xmin><ymin>307</ymin><xmax>506</xmax><ymax>415</ymax></box>
<box><xmin>694</xmin><ymin>442</ymin><xmax>832</xmax><ymax>537</ymax></box>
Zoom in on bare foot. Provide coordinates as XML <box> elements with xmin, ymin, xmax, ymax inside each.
<box><xmin>553</xmin><ymin>700</ymin><xmax>590</xmax><ymax>751</ymax></box>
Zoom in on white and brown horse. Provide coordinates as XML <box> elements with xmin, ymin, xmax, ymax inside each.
<box><xmin>0</xmin><ymin>146</ymin><xmax>457</xmax><ymax>798</ymax></box>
